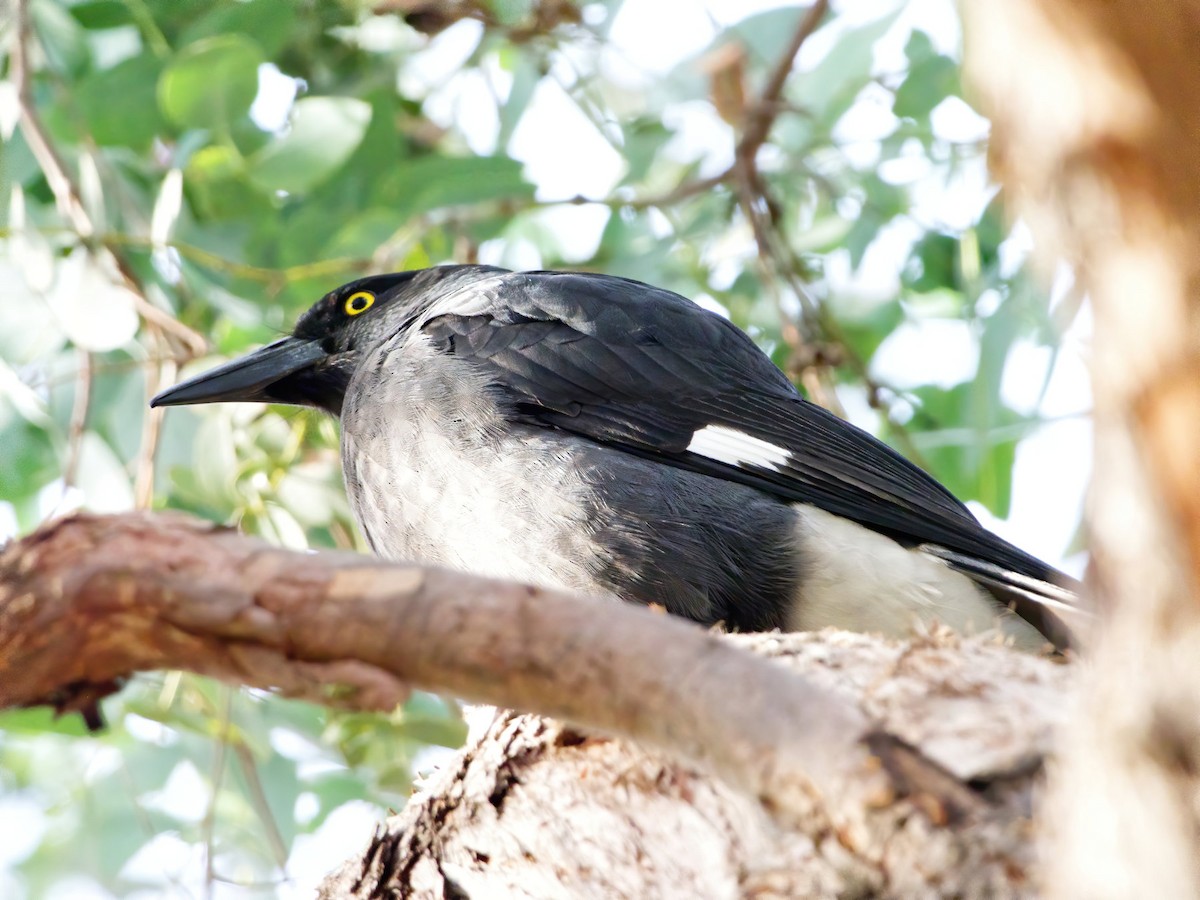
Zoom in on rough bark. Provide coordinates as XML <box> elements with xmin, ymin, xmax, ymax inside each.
<box><xmin>324</xmin><ymin>631</ymin><xmax>1070</xmax><ymax>899</ymax></box>
<box><xmin>0</xmin><ymin>511</ymin><xmax>1068</xmax><ymax>896</ymax></box>
<box><xmin>963</xmin><ymin>1</ymin><xmax>1200</xmax><ymax>895</ymax></box>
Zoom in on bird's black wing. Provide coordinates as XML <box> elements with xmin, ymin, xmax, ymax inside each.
<box><xmin>422</xmin><ymin>269</ymin><xmax>1073</xmax><ymax>590</ymax></box>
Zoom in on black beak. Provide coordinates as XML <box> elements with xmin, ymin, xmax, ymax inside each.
<box><xmin>151</xmin><ymin>338</ymin><xmax>328</xmax><ymax>407</ymax></box>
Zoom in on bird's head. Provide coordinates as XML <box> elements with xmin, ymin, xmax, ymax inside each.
<box><xmin>151</xmin><ymin>266</ymin><xmax>489</xmax><ymax>415</ymax></box>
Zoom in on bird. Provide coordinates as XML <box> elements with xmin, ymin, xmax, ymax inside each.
<box><xmin>152</xmin><ymin>265</ymin><xmax>1080</xmax><ymax>650</ymax></box>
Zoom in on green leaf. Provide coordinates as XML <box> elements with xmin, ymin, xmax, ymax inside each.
<box><xmin>833</xmin><ymin>294</ymin><xmax>904</xmax><ymax>361</ymax></box>
<box><xmin>619</xmin><ymin>118</ymin><xmax>672</xmax><ymax>186</ymax></box>
<box><xmin>0</xmin><ymin>131</ymin><xmax>43</xmax><ymax>194</ymax></box>
<box><xmin>69</xmin><ymin>0</ymin><xmax>134</xmax><ymax>29</ymax></box>
<box><xmin>183</xmin><ymin>144</ymin><xmax>271</xmax><ymax>220</ymax></box>
<box><xmin>250</xmin><ymin>751</ymin><xmax>304</xmax><ymax>847</ymax></box>
<box><xmin>31</xmin><ymin>0</ymin><xmax>90</xmax><ymax>77</ymax></box>
<box><xmin>77</xmin><ymin>53</ymin><xmax>166</xmax><ymax>149</ymax></box>
<box><xmin>902</xmin><ymin>29</ymin><xmax>937</xmax><ymax>66</ymax></box>
<box><xmin>192</xmin><ymin>410</ymin><xmax>241</xmax><ymax>507</ymax></box>
<box><xmin>843</xmin><ymin>207</ymin><xmax>883</xmax><ymax>270</ymax></box>
<box><xmin>323</xmin><ymin>208</ymin><xmax>401</xmax><ymax>258</ymax></box>
<box><xmin>727</xmin><ymin>6</ymin><xmax>824</xmax><ymax>71</ymax></box>
<box><xmin>793</xmin><ymin>8</ymin><xmax>903</xmax><ymax>123</ymax></box>
<box><xmin>308</xmin><ymin>773</ymin><xmax>373</xmax><ymax>830</ymax></box>
<box><xmin>792</xmin><ymin>214</ymin><xmax>852</xmax><ymax>253</ymax></box>
<box><xmin>489</xmin><ymin>0</ymin><xmax>534</xmax><ymax>27</ymax></box>
<box><xmin>0</xmin><ymin>707</ymin><xmax>93</xmax><ymax>737</ymax></box>
<box><xmin>247</xmin><ymin>97</ymin><xmax>372</xmax><ymax>194</ymax></box>
<box><xmin>904</xmin><ymin>382</ymin><xmax>1028</xmax><ymax>517</ymax></box>
<box><xmin>385</xmin><ymin>154</ymin><xmax>533</xmax><ymax>221</ymax></box>
<box><xmin>88</xmin><ymin>366</ymin><xmax>148</xmax><ymax>461</ymax></box>
<box><xmin>894</xmin><ymin>53</ymin><xmax>959</xmax><ymax>120</ymax></box>
<box><xmin>181</xmin><ymin>0</ymin><xmax>299</xmax><ymax>58</ymax></box>
<box><xmin>0</xmin><ymin>404</ymin><xmax>58</xmax><ymax>505</ymax></box>
<box><xmin>159</xmin><ymin>34</ymin><xmax>265</xmax><ymax>130</ymax></box>
<box><xmin>260</xmin><ymin>502</ymin><xmax>309</xmax><ymax>550</ymax></box>
<box><xmin>44</xmin><ymin>249</ymin><xmax>140</xmax><ymax>352</ymax></box>
<box><xmin>497</xmin><ymin>48</ymin><xmax>542</xmax><ymax>148</ymax></box>
<box><xmin>903</xmin><ymin>232</ymin><xmax>959</xmax><ymax>293</ymax></box>
<box><xmin>974</xmin><ymin>191</ymin><xmax>1009</xmax><ymax>272</ymax></box>
<box><xmin>0</xmin><ymin>267</ymin><xmax>66</xmax><ymax>364</ymax></box>
<box><xmin>863</xmin><ymin>172</ymin><xmax>907</xmax><ymax>219</ymax></box>
<box><xmin>76</xmin><ymin>431</ymin><xmax>135</xmax><ymax>513</ymax></box>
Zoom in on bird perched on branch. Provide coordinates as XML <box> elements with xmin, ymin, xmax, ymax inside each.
<box><xmin>153</xmin><ymin>265</ymin><xmax>1079</xmax><ymax>650</ymax></box>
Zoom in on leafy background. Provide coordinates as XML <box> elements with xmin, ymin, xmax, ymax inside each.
<box><xmin>0</xmin><ymin>0</ymin><xmax>1090</xmax><ymax>896</ymax></box>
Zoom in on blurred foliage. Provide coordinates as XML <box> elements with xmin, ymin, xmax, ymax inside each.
<box><xmin>0</xmin><ymin>0</ymin><xmax>1079</xmax><ymax>895</ymax></box>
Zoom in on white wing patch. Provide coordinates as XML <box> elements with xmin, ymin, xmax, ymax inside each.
<box><xmin>686</xmin><ymin>424</ymin><xmax>789</xmax><ymax>472</ymax></box>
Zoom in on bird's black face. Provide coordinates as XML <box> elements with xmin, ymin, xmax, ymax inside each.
<box><xmin>151</xmin><ymin>270</ymin><xmax>441</xmax><ymax>416</ymax></box>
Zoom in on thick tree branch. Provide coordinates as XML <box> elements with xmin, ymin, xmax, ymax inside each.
<box><xmin>327</xmin><ymin>625</ymin><xmax>1070</xmax><ymax>898</ymax></box>
<box><xmin>0</xmin><ymin>511</ymin><xmax>993</xmax><ymax>829</ymax></box>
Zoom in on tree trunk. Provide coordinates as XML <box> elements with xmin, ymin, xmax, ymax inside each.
<box><xmin>963</xmin><ymin>0</ymin><xmax>1200</xmax><ymax>895</ymax></box>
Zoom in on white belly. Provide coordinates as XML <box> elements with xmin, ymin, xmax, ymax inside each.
<box><xmin>788</xmin><ymin>505</ymin><xmax>1046</xmax><ymax>650</ymax></box>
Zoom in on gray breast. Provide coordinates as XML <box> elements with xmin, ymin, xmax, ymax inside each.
<box><xmin>340</xmin><ymin>332</ymin><xmax>611</xmax><ymax>595</ymax></box>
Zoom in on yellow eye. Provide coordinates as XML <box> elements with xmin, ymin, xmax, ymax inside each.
<box><xmin>344</xmin><ymin>291</ymin><xmax>375</xmax><ymax>316</ymax></box>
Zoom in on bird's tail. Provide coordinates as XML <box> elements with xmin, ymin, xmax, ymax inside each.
<box><xmin>919</xmin><ymin>545</ymin><xmax>1087</xmax><ymax>652</ymax></box>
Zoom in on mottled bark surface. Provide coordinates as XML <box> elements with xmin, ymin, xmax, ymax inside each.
<box><xmin>964</xmin><ymin>1</ymin><xmax>1200</xmax><ymax>895</ymax></box>
<box><xmin>324</xmin><ymin>631</ymin><xmax>1069</xmax><ymax>899</ymax></box>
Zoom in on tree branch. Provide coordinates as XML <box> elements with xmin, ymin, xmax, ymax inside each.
<box><xmin>61</xmin><ymin>347</ymin><xmax>92</xmax><ymax>491</ymax></box>
<box><xmin>0</xmin><ymin>510</ymin><xmax>994</xmax><ymax>828</ymax></box>
<box><xmin>737</xmin><ymin>0</ymin><xmax>830</xmax><ymax>164</ymax></box>
<box><xmin>715</xmin><ymin>0</ymin><xmax>932</xmax><ymax>464</ymax></box>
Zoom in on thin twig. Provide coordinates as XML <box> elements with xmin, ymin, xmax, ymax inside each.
<box><xmin>103</xmin><ymin>232</ymin><xmax>373</xmax><ymax>287</ymax></box>
<box><xmin>62</xmin><ymin>348</ymin><xmax>93</xmax><ymax>490</ymax></box>
<box><xmin>10</xmin><ymin>3</ymin><xmax>93</xmax><ymax>239</ymax></box>
<box><xmin>134</xmin><ymin>350</ymin><xmax>173</xmax><ymax>509</ymax></box>
<box><xmin>201</xmin><ymin>687</ymin><xmax>234</xmax><ymax>900</ymax></box>
<box><xmin>233</xmin><ymin>742</ymin><xmax>290</xmax><ymax>874</ymax></box>
<box><xmin>555</xmin><ymin>170</ymin><xmax>732</xmax><ymax>211</ymax></box>
<box><xmin>20</xmin><ymin>353</ymin><xmax>181</xmax><ymax>392</ymax></box>
<box><xmin>729</xmin><ymin>0</ymin><xmax>831</xmax><ymax>334</ymax></box>
<box><xmin>726</xmin><ymin>0</ymin><xmax>845</xmax><ymax>412</ymax></box>
<box><xmin>716</xmin><ymin>0</ymin><xmax>932</xmax><ymax>466</ymax></box>
<box><xmin>129</xmin><ymin>290</ymin><xmax>206</xmax><ymax>356</ymax></box>
<box><xmin>737</xmin><ymin>0</ymin><xmax>830</xmax><ymax>165</ymax></box>
<box><xmin>11</xmin><ymin>0</ymin><xmax>206</xmax><ymax>360</ymax></box>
